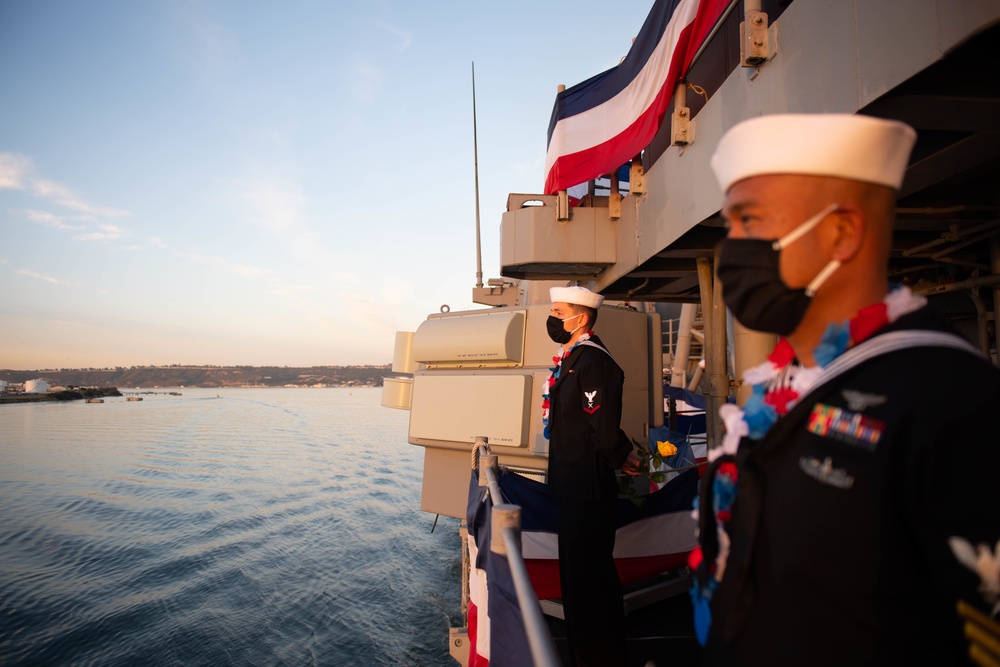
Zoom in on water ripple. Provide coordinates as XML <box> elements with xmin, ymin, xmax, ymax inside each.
<box><xmin>0</xmin><ymin>388</ymin><xmax>461</xmax><ymax>666</ymax></box>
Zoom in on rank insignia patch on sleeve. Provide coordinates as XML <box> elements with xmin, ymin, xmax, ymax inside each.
<box><xmin>583</xmin><ymin>388</ymin><xmax>601</xmax><ymax>414</ymax></box>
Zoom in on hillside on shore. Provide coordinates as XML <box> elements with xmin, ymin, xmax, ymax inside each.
<box><xmin>0</xmin><ymin>365</ymin><xmax>392</xmax><ymax>389</ymax></box>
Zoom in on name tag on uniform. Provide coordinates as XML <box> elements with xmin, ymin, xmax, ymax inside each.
<box><xmin>807</xmin><ymin>403</ymin><xmax>885</xmax><ymax>450</ymax></box>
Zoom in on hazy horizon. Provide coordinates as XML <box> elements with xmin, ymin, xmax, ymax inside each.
<box><xmin>2</xmin><ymin>362</ymin><xmax>392</xmax><ymax>372</ymax></box>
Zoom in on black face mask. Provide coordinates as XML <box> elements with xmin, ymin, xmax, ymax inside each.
<box><xmin>716</xmin><ymin>204</ymin><xmax>842</xmax><ymax>337</ymax></box>
<box><xmin>716</xmin><ymin>239</ymin><xmax>811</xmax><ymax>336</ymax></box>
<box><xmin>546</xmin><ymin>314</ymin><xmax>582</xmax><ymax>344</ymax></box>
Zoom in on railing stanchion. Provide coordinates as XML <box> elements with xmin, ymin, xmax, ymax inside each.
<box><xmin>491</xmin><ymin>505</ymin><xmax>562</xmax><ymax>667</ymax></box>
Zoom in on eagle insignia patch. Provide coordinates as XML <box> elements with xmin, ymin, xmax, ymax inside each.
<box><xmin>583</xmin><ymin>388</ymin><xmax>601</xmax><ymax>414</ymax></box>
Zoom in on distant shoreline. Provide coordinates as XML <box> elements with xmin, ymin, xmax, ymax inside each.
<box><xmin>0</xmin><ymin>387</ymin><xmax>123</xmax><ymax>404</ymax></box>
<box><xmin>0</xmin><ymin>385</ymin><xmax>383</xmax><ymax>404</ymax></box>
<box><xmin>1</xmin><ymin>365</ymin><xmax>391</xmax><ymax>390</ymax></box>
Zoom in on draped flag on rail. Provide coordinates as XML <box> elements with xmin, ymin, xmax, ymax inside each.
<box><xmin>466</xmin><ymin>471</ymin><xmax>533</xmax><ymax>667</ymax></box>
<box><xmin>543</xmin><ymin>0</ymin><xmax>731</xmax><ymax>195</ymax></box>
<box><xmin>501</xmin><ymin>464</ymin><xmax>698</xmax><ymax>600</ymax></box>
<box><xmin>464</xmin><ymin>456</ymin><xmax>698</xmax><ymax>664</ymax></box>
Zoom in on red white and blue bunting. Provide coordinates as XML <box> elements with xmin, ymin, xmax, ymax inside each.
<box><xmin>543</xmin><ymin>0</ymin><xmax>731</xmax><ymax>195</ymax></box>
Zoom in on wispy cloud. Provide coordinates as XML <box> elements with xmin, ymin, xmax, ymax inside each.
<box><xmin>31</xmin><ymin>179</ymin><xmax>128</xmax><ymax>218</ymax></box>
<box><xmin>185</xmin><ymin>251</ymin><xmax>271</xmax><ymax>278</ymax></box>
<box><xmin>11</xmin><ymin>207</ymin><xmax>131</xmax><ymax>243</ymax></box>
<box><xmin>49</xmin><ymin>319</ymin><xmax>96</xmax><ymax>329</ymax></box>
<box><xmin>0</xmin><ymin>153</ymin><xmax>31</xmax><ymax>189</ymax></box>
<box><xmin>379</xmin><ymin>22</ymin><xmax>413</xmax><ymax>52</ymax></box>
<box><xmin>267</xmin><ymin>287</ymin><xmax>318</xmax><ymax>309</ymax></box>
<box><xmin>74</xmin><ymin>223</ymin><xmax>129</xmax><ymax>242</ymax></box>
<box><xmin>331</xmin><ymin>271</ymin><xmax>362</xmax><ymax>286</ymax></box>
<box><xmin>0</xmin><ymin>152</ymin><xmax>129</xmax><ymax>218</ymax></box>
<box><xmin>144</xmin><ymin>232</ymin><xmax>273</xmax><ymax>282</ymax></box>
<box><xmin>23</xmin><ymin>209</ymin><xmax>85</xmax><ymax>231</ymax></box>
<box><xmin>227</xmin><ymin>170</ymin><xmax>323</xmax><ymax>266</ymax></box>
<box><xmin>14</xmin><ymin>268</ymin><xmax>76</xmax><ymax>286</ymax></box>
<box><xmin>236</xmin><ymin>176</ymin><xmax>307</xmax><ymax>236</ymax></box>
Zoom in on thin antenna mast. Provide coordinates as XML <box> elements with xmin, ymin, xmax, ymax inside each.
<box><xmin>468</xmin><ymin>64</ymin><xmax>513</xmax><ymax>308</ymax></box>
<box><xmin>472</xmin><ymin>62</ymin><xmax>483</xmax><ymax>289</ymax></box>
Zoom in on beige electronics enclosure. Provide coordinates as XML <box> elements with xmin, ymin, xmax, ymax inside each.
<box><xmin>382</xmin><ymin>303</ymin><xmax>663</xmax><ymax>518</ymax></box>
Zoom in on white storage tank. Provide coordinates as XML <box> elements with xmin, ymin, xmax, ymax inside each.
<box><xmin>24</xmin><ymin>379</ymin><xmax>48</xmax><ymax>394</ymax></box>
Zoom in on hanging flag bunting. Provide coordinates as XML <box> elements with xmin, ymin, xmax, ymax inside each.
<box><xmin>465</xmin><ymin>464</ymin><xmax>697</xmax><ymax>662</ymax></box>
<box><xmin>500</xmin><ymin>464</ymin><xmax>698</xmax><ymax>600</ymax></box>
<box><xmin>543</xmin><ymin>0</ymin><xmax>731</xmax><ymax>195</ymax></box>
<box><xmin>465</xmin><ymin>471</ymin><xmax>533</xmax><ymax>667</ymax></box>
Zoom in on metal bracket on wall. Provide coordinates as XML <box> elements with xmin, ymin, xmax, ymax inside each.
<box><xmin>609</xmin><ymin>192</ymin><xmax>622</xmax><ymax>220</ymax></box>
<box><xmin>741</xmin><ymin>9</ymin><xmax>776</xmax><ymax>68</ymax></box>
<box><xmin>671</xmin><ymin>81</ymin><xmax>693</xmax><ymax>147</ymax></box>
<box><xmin>557</xmin><ymin>190</ymin><xmax>570</xmax><ymax>221</ymax></box>
<box><xmin>671</xmin><ymin>106</ymin><xmax>694</xmax><ymax>147</ymax></box>
<box><xmin>629</xmin><ymin>161</ymin><xmax>646</xmax><ymax>195</ymax></box>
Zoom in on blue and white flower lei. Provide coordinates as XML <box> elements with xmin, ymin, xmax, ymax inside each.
<box><xmin>541</xmin><ymin>331</ymin><xmax>593</xmax><ymax>440</ymax></box>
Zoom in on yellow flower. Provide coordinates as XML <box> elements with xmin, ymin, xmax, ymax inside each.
<box><xmin>656</xmin><ymin>440</ymin><xmax>678</xmax><ymax>457</ymax></box>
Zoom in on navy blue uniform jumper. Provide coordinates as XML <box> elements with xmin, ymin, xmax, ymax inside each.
<box><xmin>547</xmin><ymin>334</ymin><xmax>633</xmax><ymax>667</ymax></box>
<box><xmin>704</xmin><ymin>306</ymin><xmax>1000</xmax><ymax>666</ymax></box>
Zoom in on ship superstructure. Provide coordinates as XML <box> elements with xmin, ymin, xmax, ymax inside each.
<box><xmin>384</xmin><ymin>1</ymin><xmax>1000</xmax><ymax>664</ymax></box>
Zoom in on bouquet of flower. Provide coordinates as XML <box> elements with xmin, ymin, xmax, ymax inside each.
<box><xmin>618</xmin><ymin>437</ymin><xmax>682</xmax><ymax>504</ymax></box>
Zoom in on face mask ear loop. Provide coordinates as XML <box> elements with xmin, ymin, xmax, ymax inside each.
<box><xmin>771</xmin><ymin>203</ymin><xmax>840</xmax><ymax>251</ymax></box>
<box><xmin>805</xmin><ymin>259</ymin><xmax>842</xmax><ymax>297</ymax></box>
<box><xmin>555</xmin><ymin>312</ymin><xmax>584</xmax><ymax>338</ymax></box>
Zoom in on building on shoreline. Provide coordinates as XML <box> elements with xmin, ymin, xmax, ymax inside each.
<box><xmin>24</xmin><ymin>379</ymin><xmax>48</xmax><ymax>394</ymax></box>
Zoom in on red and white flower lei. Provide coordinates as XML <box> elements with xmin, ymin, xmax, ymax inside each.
<box><xmin>712</xmin><ymin>286</ymin><xmax>927</xmax><ymax>463</ymax></box>
<box><xmin>692</xmin><ymin>286</ymin><xmax>927</xmax><ymax>610</ymax></box>
<box><xmin>541</xmin><ymin>330</ymin><xmax>593</xmax><ymax>439</ymax></box>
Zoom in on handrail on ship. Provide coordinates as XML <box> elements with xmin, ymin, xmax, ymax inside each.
<box><xmin>473</xmin><ymin>437</ymin><xmax>562</xmax><ymax>667</ymax></box>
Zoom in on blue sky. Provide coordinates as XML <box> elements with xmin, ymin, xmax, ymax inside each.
<box><xmin>0</xmin><ymin>0</ymin><xmax>651</xmax><ymax>369</ymax></box>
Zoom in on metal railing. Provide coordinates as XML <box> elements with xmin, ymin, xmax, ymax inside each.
<box><xmin>473</xmin><ymin>436</ymin><xmax>561</xmax><ymax>667</ymax></box>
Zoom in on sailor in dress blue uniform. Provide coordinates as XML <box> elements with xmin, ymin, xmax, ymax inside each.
<box><xmin>543</xmin><ymin>285</ymin><xmax>638</xmax><ymax>666</ymax></box>
<box><xmin>690</xmin><ymin>114</ymin><xmax>1000</xmax><ymax>666</ymax></box>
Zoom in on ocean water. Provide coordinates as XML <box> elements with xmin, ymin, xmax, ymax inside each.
<box><xmin>0</xmin><ymin>388</ymin><xmax>463</xmax><ymax>666</ymax></box>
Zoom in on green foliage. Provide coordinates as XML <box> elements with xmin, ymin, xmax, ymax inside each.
<box><xmin>618</xmin><ymin>437</ymin><xmax>681</xmax><ymax>505</ymax></box>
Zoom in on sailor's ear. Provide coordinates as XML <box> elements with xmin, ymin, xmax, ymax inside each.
<box><xmin>831</xmin><ymin>205</ymin><xmax>866</xmax><ymax>262</ymax></box>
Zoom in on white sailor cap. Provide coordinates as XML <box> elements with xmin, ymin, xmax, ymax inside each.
<box><xmin>550</xmin><ymin>285</ymin><xmax>604</xmax><ymax>308</ymax></box>
<box><xmin>710</xmin><ymin>113</ymin><xmax>917</xmax><ymax>193</ymax></box>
